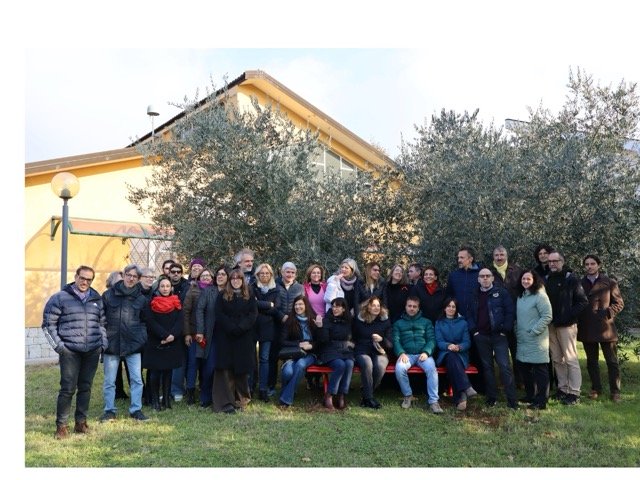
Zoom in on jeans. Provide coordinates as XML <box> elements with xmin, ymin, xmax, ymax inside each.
<box><xmin>257</xmin><ymin>341</ymin><xmax>271</xmax><ymax>392</ymax></box>
<box><xmin>185</xmin><ymin>341</ymin><xmax>199</xmax><ymax>390</ymax></box>
<box><xmin>56</xmin><ymin>347</ymin><xmax>101</xmax><ymax>426</ymax></box>
<box><xmin>395</xmin><ymin>354</ymin><xmax>439</xmax><ymax>404</ymax></box>
<box><xmin>355</xmin><ymin>354</ymin><xmax>388</xmax><ymax>400</ymax></box>
<box><xmin>583</xmin><ymin>341</ymin><xmax>620</xmax><ymax>394</ymax></box>
<box><xmin>199</xmin><ymin>345</ymin><xmax>216</xmax><ymax>405</ymax></box>
<box><xmin>103</xmin><ymin>353</ymin><xmax>143</xmax><ymax>414</ymax></box>
<box><xmin>326</xmin><ymin>358</ymin><xmax>355</xmax><ymax>395</ymax></box>
<box><xmin>473</xmin><ymin>333</ymin><xmax>517</xmax><ymax>403</ymax></box>
<box><xmin>279</xmin><ymin>354</ymin><xmax>317</xmax><ymax>405</ymax></box>
<box><xmin>442</xmin><ymin>352</ymin><xmax>472</xmax><ymax>403</ymax></box>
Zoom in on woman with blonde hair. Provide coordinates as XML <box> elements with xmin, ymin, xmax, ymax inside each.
<box><xmin>352</xmin><ymin>295</ymin><xmax>392</xmax><ymax>408</ymax></box>
<box><xmin>324</xmin><ymin>257</ymin><xmax>366</xmax><ymax>316</ymax></box>
<box><xmin>252</xmin><ymin>263</ymin><xmax>282</xmax><ymax>402</ymax></box>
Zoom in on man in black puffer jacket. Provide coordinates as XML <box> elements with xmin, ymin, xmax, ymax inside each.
<box><xmin>43</xmin><ymin>265</ymin><xmax>107</xmax><ymax>439</ymax></box>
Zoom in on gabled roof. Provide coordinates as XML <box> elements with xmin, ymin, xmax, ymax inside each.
<box><xmin>25</xmin><ymin>70</ymin><xmax>396</xmax><ymax>176</ymax></box>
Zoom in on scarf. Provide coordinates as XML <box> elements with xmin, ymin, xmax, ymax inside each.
<box><xmin>115</xmin><ymin>279</ymin><xmax>140</xmax><ymax>297</ymax></box>
<box><xmin>296</xmin><ymin>314</ymin><xmax>312</xmax><ymax>341</ymax></box>
<box><xmin>197</xmin><ymin>281</ymin><xmax>211</xmax><ymax>290</ymax></box>
<box><xmin>150</xmin><ymin>294</ymin><xmax>181</xmax><ymax>314</ymax></box>
<box><xmin>425</xmin><ymin>281</ymin><xmax>438</xmax><ymax>296</ymax></box>
<box><xmin>340</xmin><ymin>276</ymin><xmax>357</xmax><ymax>291</ymax></box>
<box><xmin>493</xmin><ymin>262</ymin><xmax>508</xmax><ymax>280</ymax></box>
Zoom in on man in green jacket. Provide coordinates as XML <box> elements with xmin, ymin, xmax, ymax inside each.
<box><xmin>393</xmin><ymin>296</ymin><xmax>442</xmax><ymax>413</ymax></box>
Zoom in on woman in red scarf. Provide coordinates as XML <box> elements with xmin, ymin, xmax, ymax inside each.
<box><xmin>143</xmin><ymin>276</ymin><xmax>184</xmax><ymax>411</ymax></box>
<box><xmin>410</xmin><ymin>265</ymin><xmax>447</xmax><ymax>326</ymax></box>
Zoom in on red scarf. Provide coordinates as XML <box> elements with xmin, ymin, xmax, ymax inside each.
<box><xmin>150</xmin><ymin>294</ymin><xmax>182</xmax><ymax>313</ymax></box>
<box><xmin>425</xmin><ymin>281</ymin><xmax>438</xmax><ymax>296</ymax></box>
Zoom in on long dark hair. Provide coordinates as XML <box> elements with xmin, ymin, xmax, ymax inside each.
<box><xmin>284</xmin><ymin>295</ymin><xmax>319</xmax><ymax>338</ymax></box>
<box><xmin>327</xmin><ymin>297</ymin><xmax>353</xmax><ymax>324</ymax></box>
<box><xmin>517</xmin><ymin>270</ymin><xmax>544</xmax><ymax>297</ymax></box>
<box><xmin>440</xmin><ymin>297</ymin><xmax>459</xmax><ymax>319</ymax></box>
<box><xmin>223</xmin><ymin>268</ymin><xmax>250</xmax><ymax>300</ymax></box>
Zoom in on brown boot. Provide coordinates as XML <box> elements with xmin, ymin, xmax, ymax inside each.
<box><xmin>323</xmin><ymin>393</ymin><xmax>336</xmax><ymax>411</ymax></box>
<box><xmin>336</xmin><ymin>394</ymin><xmax>346</xmax><ymax>410</ymax></box>
<box><xmin>74</xmin><ymin>420</ymin><xmax>89</xmax><ymax>434</ymax></box>
<box><xmin>54</xmin><ymin>424</ymin><xmax>69</xmax><ymax>440</ymax></box>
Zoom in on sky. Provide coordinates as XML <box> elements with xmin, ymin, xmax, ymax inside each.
<box><xmin>22</xmin><ymin>2</ymin><xmax>640</xmax><ymax>164</ymax></box>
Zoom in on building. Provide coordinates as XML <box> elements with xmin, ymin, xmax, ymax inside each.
<box><xmin>24</xmin><ymin>70</ymin><xmax>396</xmax><ymax>362</ymax></box>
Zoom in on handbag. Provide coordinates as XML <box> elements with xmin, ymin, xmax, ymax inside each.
<box><xmin>278</xmin><ymin>345</ymin><xmax>307</xmax><ymax>360</ymax></box>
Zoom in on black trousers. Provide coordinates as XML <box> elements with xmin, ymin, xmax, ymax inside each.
<box><xmin>517</xmin><ymin>360</ymin><xmax>549</xmax><ymax>407</ymax></box>
<box><xmin>56</xmin><ymin>347</ymin><xmax>101</xmax><ymax>426</ymax></box>
<box><xmin>582</xmin><ymin>341</ymin><xmax>620</xmax><ymax>394</ymax></box>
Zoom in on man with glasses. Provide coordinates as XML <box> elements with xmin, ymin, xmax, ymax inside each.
<box><xmin>43</xmin><ymin>265</ymin><xmax>108</xmax><ymax>439</ymax></box>
<box><xmin>234</xmin><ymin>248</ymin><xmax>256</xmax><ymax>286</ymax></box>
<box><xmin>468</xmin><ymin>268</ymin><xmax>518</xmax><ymax>409</ymax></box>
<box><xmin>545</xmin><ymin>251</ymin><xmax>588</xmax><ymax>405</ymax></box>
<box><xmin>101</xmin><ymin>264</ymin><xmax>149</xmax><ymax>421</ymax></box>
<box><xmin>167</xmin><ymin>262</ymin><xmax>189</xmax><ymax>401</ymax></box>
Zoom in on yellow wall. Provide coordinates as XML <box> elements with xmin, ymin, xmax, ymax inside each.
<box><xmin>25</xmin><ymin>158</ymin><xmax>153</xmax><ymax>327</ymax></box>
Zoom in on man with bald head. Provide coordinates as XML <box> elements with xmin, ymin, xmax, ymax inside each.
<box><xmin>467</xmin><ymin>268</ymin><xmax>517</xmax><ymax>409</ymax></box>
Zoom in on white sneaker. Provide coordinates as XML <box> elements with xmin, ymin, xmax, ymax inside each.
<box><xmin>465</xmin><ymin>387</ymin><xmax>478</xmax><ymax>398</ymax></box>
<box><xmin>430</xmin><ymin>402</ymin><xmax>444</xmax><ymax>414</ymax></box>
<box><xmin>401</xmin><ymin>396</ymin><xmax>412</xmax><ymax>409</ymax></box>
<box><xmin>174</xmin><ymin>394</ymin><xmax>183</xmax><ymax>402</ymax></box>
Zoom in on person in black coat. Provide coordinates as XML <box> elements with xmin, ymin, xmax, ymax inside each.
<box><xmin>252</xmin><ymin>263</ymin><xmax>283</xmax><ymax>402</ymax></box>
<box><xmin>316</xmin><ymin>297</ymin><xmax>355</xmax><ymax>410</ymax></box>
<box><xmin>410</xmin><ymin>264</ymin><xmax>447</xmax><ymax>326</ymax></box>
<box><xmin>212</xmin><ymin>269</ymin><xmax>258</xmax><ymax>413</ymax></box>
<box><xmin>383</xmin><ymin>264</ymin><xmax>410</xmax><ymax>323</ymax></box>
<box><xmin>142</xmin><ymin>277</ymin><xmax>184</xmax><ymax>411</ymax></box>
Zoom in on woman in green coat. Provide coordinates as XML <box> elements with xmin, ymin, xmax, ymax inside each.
<box><xmin>515</xmin><ymin>270</ymin><xmax>553</xmax><ymax>410</ymax></box>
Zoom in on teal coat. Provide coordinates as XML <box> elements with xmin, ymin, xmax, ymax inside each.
<box><xmin>515</xmin><ymin>290</ymin><xmax>552</xmax><ymax>364</ymax></box>
<box><xmin>435</xmin><ymin>316</ymin><xmax>471</xmax><ymax>368</ymax></box>
<box><xmin>392</xmin><ymin>311</ymin><xmax>435</xmax><ymax>356</ymax></box>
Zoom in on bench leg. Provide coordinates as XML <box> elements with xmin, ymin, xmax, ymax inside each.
<box><xmin>323</xmin><ymin>373</ymin><xmax>329</xmax><ymax>395</ymax></box>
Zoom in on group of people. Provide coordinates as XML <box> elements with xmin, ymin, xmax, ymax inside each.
<box><xmin>42</xmin><ymin>244</ymin><xmax>624</xmax><ymax>439</ymax></box>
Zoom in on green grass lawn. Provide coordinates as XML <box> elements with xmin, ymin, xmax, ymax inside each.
<box><xmin>25</xmin><ymin>346</ymin><xmax>640</xmax><ymax>468</ymax></box>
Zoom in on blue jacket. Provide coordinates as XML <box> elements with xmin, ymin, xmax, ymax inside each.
<box><xmin>42</xmin><ymin>283</ymin><xmax>107</xmax><ymax>354</ymax></box>
<box><xmin>467</xmin><ymin>285</ymin><xmax>515</xmax><ymax>335</ymax></box>
<box><xmin>102</xmin><ymin>281</ymin><xmax>148</xmax><ymax>356</ymax></box>
<box><xmin>445</xmin><ymin>264</ymin><xmax>481</xmax><ymax>319</ymax></box>
<box><xmin>435</xmin><ymin>316</ymin><xmax>471</xmax><ymax>367</ymax></box>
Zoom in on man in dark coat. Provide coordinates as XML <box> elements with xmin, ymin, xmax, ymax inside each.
<box><xmin>545</xmin><ymin>251</ymin><xmax>588</xmax><ymax>405</ymax></box>
<box><xmin>446</xmin><ymin>246</ymin><xmax>481</xmax><ymax>320</ymax></box>
<box><xmin>467</xmin><ymin>268</ymin><xmax>518</xmax><ymax>409</ymax></box>
<box><xmin>42</xmin><ymin>265</ymin><xmax>107</xmax><ymax>439</ymax></box>
<box><xmin>578</xmin><ymin>255</ymin><xmax>625</xmax><ymax>402</ymax></box>
<box><xmin>101</xmin><ymin>264</ymin><xmax>149</xmax><ymax>421</ymax></box>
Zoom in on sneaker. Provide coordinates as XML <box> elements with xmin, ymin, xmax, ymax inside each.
<box><xmin>173</xmin><ymin>394</ymin><xmax>183</xmax><ymax>402</ymax></box>
<box><xmin>561</xmin><ymin>394</ymin><xmax>580</xmax><ymax>406</ymax></box>
<box><xmin>54</xmin><ymin>424</ymin><xmax>69</xmax><ymax>439</ymax></box>
<box><xmin>457</xmin><ymin>392</ymin><xmax>468</xmax><ymax>411</ymax></box>
<box><xmin>611</xmin><ymin>392</ymin><xmax>621</xmax><ymax>403</ymax></box>
<box><xmin>129</xmin><ymin>410</ymin><xmax>149</xmax><ymax>421</ymax></box>
<box><xmin>553</xmin><ymin>390</ymin><xmax>567</xmax><ymax>401</ymax></box>
<box><xmin>527</xmin><ymin>402</ymin><xmax>546</xmax><ymax>410</ymax></box>
<box><xmin>588</xmin><ymin>390</ymin><xmax>599</xmax><ymax>400</ymax></box>
<box><xmin>99</xmin><ymin>411</ymin><xmax>116</xmax><ymax>422</ymax></box>
<box><xmin>430</xmin><ymin>402</ymin><xmax>444</xmax><ymax>414</ymax></box>
<box><xmin>465</xmin><ymin>386</ymin><xmax>478</xmax><ymax>398</ymax></box>
<box><xmin>401</xmin><ymin>396</ymin><xmax>413</xmax><ymax>409</ymax></box>
<box><xmin>267</xmin><ymin>388</ymin><xmax>276</xmax><ymax>397</ymax></box>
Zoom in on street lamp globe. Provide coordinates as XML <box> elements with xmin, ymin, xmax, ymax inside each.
<box><xmin>51</xmin><ymin>172</ymin><xmax>80</xmax><ymax>200</ymax></box>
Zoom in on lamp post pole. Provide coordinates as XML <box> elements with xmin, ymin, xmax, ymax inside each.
<box><xmin>51</xmin><ymin>172</ymin><xmax>80</xmax><ymax>290</ymax></box>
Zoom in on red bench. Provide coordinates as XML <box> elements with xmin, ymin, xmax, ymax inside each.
<box><xmin>306</xmin><ymin>363</ymin><xmax>479</xmax><ymax>396</ymax></box>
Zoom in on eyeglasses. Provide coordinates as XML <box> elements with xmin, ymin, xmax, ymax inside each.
<box><xmin>200</xmin><ymin>274</ymin><xmax>212</xmax><ymax>278</ymax></box>
<box><xmin>170</xmin><ymin>270</ymin><xmax>182</xmax><ymax>274</ymax></box>
<box><xmin>124</xmin><ymin>273</ymin><xmax>139</xmax><ymax>279</ymax></box>
<box><xmin>141</xmin><ymin>275</ymin><xmax>155</xmax><ymax>279</ymax></box>
<box><xmin>77</xmin><ymin>275</ymin><xmax>94</xmax><ymax>283</ymax></box>
<box><xmin>478</xmin><ymin>274</ymin><xmax>493</xmax><ymax>278</ymax></box>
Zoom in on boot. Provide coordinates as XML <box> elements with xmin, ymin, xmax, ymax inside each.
<box><xmin>54</xmin><ymin>424</ymin><xmax>69</xmax><ymax>439</ymax></box>
<box><xmin>336</xmin><ymin>394</ymin><xmax>346</xmax><ymax>410</ymax></box>
<box><xmin>186</xmin><ymin>388</ymin><xmax>196</xmax><ymax>405</ymax></box>
<box><xmin>74</xmin><ymin>420</ymin><xmax>89</xmax><ymax>433</ymax></box>
<box><xmin>323</xmin><ymin>392</ymin><xmax>335</xmax><ymax>411</ymax></box>
<box><xmin>150</xmin><ymin>374</ymin><xmax>162</xmax><ymax>411</ymax></box>
<box><xmin>161</xmin><ymin>372</ymin><xmax>172</xmax><ymax>409</ymax></box>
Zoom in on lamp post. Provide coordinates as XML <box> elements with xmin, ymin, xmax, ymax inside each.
<box><xmin>147</xmin><ymin>105</ymin><xmax>159</xmax><ymax>142</ymax></box>
<box><xmin>51</xmin><ymin>172</ymin><xmax>80</xmax><ymax>289</ymax></box>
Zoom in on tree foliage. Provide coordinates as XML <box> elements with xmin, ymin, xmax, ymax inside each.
<box><xmin>398</xmin><ymin>68</ymin><xmax>640</xmax><ymax>322</ymax></box>
<box><xmin>128</xmin><ymin>86</ymin><xmax>413</xmax><ymax>274</ymax></box>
